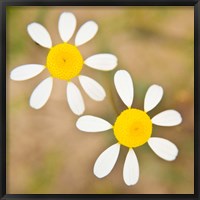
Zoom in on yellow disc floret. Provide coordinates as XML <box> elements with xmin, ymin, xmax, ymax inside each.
<box><xmin>113</xmin><ymin>108</ymin><xmax>152</xmax><ymax>148</ymax></box>
<box><xmin>46</xmin><ymin>43</ymin><xmax>83</xmax><ymax>80</ymax></box>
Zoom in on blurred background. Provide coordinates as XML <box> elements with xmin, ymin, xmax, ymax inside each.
<box><xmin>7</xmin><ymin>6</ymin><xmax>194</xmax><ymax>194</ymax></box>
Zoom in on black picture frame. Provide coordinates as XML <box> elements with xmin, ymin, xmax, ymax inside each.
<box><xmin>0</xmin><ymin>0</ymin><xmax>199</xmax><ymax>199</ymax></box>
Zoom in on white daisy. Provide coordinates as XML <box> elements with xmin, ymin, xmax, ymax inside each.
<box><xmin>10</xmin><ymin>12</ymin><xmax>117</xmax><ymax>115</ymax></box>
<box><xmin>76</xmin><ymin>70</ymin><xmax>182</xmax><ymax>186</ymax></box>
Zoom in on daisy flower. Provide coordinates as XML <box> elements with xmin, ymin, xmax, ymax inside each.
<box><xmin>10</xmin><ymin>12</ymin><xmax>117</xmax><ymax>115</ymax></box>
<box><xmin>76</xmin><ymin>70</ymin><xmax>182</xmax><ymax>186</ymax></box>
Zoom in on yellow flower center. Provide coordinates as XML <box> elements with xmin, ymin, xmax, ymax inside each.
<box><xmin>46</xmin><ymin>43</ymin><xmax>83</xmax><ymax>80</ymax></box>
<box><xmin>113</xmin><ymin>108</ymin><xmax>152</xmax><ymax>148</ymax></box>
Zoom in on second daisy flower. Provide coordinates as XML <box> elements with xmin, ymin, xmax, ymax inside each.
<box><xmin>77</xmin><ymin>70</ymin><xmax>182</xmax><ymax>186</ymax></box>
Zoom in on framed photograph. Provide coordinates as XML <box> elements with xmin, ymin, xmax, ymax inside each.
<box><xmin>0</xmin><ymin>0</ymin><xmax>199</xmax><ymax>199</ymax></box>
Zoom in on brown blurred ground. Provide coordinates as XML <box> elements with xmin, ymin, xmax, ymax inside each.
<box><xmin>7</xmin><ymin>6</ymin><xmax>194</xmax><ymax>194</ymax></box>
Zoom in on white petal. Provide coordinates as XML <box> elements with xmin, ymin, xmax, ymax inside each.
<box><xmin>144</xmin><ymin>84</ymin><xmax>163</xmax><ymax>112</ymax></box>
<box><xmin>10</xmin><ymin>64</ymin><xmax>45</xmax><ymax>81</ymax></box>
<box><xmin>30</xmin><ymin>77</ymin><xmax>53</xmax><ymax>109</ymax></box>
<box><xmin>76</xmin><ymin>115</ymin><xmax>112</xmax><ymax>132</ymax></box>
<box><xmin>123</xmin><ymin>149</ymin><xmax>139</xmax><ymax>186</ymax></box>
<box><xmin>66</xmin><ymin>82</ymin><xmax>85</xmax><ymax>115</ymax></box>
<box><xmin>152</xmin><ymin>110</ymin><xmax>182</xmax><ymax>126</ymax></box>
<box><xmin>75</xmin><ymin>21</ymin><xmax>98</xmax><ymax>46</ymax></box>
<box><xmin>27</xmin><ymin>23</ymin><xmax>52</xmax><ymax>48</ymax></box>
<box><xmin>58</xmin><ymin>12</ymin><xmax>76</xmax><ymax>42</ymax></box>
<box><xmin>79</xmin><ymin>75</ymin><xmax>106</xmax><ymax>101</ymax></box>
<box><xmin>114</xmin><ymin>70</ymin><xmax>134</xmax><ymax>107</ymax></box>
<box><xmin>148</xmin><ymin>137</ymin><xmax>178</xmax><ymax>161</ymax></box>
<box><xmin>94</xmin><ymin>143</ymin><xmax>120</xmax><ymax>178</ymax></box>
<box><xmin>84</xmin><ymin>54</ymin><xmax>117</xmax><ymax>71</ymax></box>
